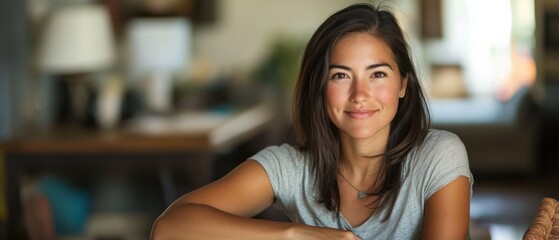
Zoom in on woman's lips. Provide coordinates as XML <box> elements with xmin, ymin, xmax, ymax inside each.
<box><xmin>344</xmin><ymin>109</ymin><xmax>376</xmax><ymax>119</ymax></box>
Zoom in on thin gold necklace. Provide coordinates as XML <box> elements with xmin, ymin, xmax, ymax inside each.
<box><xmin>338</xmin><ymin>170</ymin><xmax>376</xmax><ymax>199</ymax></box>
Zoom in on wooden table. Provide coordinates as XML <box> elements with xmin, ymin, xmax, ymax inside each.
<box><xmin>1</xmin><ymin>101</ymin><xmax>277</xmax><ymax>239</ymax></box>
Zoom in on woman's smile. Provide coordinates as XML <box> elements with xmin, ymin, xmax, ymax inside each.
<box><xmin>344</xmin><ymin>109</ymin><xmax>377</xmax><ymax>119</ymax></box>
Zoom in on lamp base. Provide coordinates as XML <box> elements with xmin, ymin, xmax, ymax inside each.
<box><xmin>142</xmin><ymin>72</ymin><xmax>174</xmax><ymax>114</ymax></box>
<box><xmin>96</xmin><ymin>76</ymin><xmax>124</xmax><ymax>130</ymax></box>
<box><xmin>54</xmin><ymin>74</ymin><xmax>92</xmax><ymax>125</ymax></box>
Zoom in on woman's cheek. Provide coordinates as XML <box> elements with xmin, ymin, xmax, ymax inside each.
<box><xmin>326</xmin><ymin>85</ymin><xmax>347</xmax><ymax>106</ymax></box>
<box><xmin>375</xmin><ymin>85</ymin><xmax>400</xmax><ymax>103</ymax></box>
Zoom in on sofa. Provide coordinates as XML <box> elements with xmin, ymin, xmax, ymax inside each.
<box><xmin>430</xmin><ymin>87</ymin><xmax>541</xmax><ymax>175</ymax></box>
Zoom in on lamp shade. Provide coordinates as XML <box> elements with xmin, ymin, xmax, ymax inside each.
<box><xmin>38</xmin><ymin>4</ymin><xmax>115</xmax><ymax>74</ymax></box>
<box><xmin>127</xmin><ymin>18</ymin><xmax>191</xmax><ymax>77</ymax></box>
<box><xmin>126</xmin><ymin>18</ymin><xmax>192</xmax><ymax>113</ymax></box>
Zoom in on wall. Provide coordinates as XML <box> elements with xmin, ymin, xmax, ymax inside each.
<box><xmin>189</xmin><ymin>0</ymin><xmax>418</xmax><ymax>77</ymax></box>
<box><xmin>0</xmin><ymin>0</ymin><xmax>30</xmax><ymax>140</ymax></box>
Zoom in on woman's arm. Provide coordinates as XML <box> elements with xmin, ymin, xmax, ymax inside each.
<box><xmin>151</xmin><ymin>159</ymin><xmax>360</xmax><ymax>240</ymax></box>
<box><xmin>422</xmin><ymin>176</ymin><xmax>471</xmax><ymax>240</ymax></box>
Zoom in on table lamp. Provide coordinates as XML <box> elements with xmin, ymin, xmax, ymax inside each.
<box><xmin>127</xmin><ymin>17</ymin><xmax>191</xmax><ymax>113</ymax></box>
<box><xmin>38</xmin><ymin>3</ymin><xmax>116</xmax><ymax>123</ymax></box>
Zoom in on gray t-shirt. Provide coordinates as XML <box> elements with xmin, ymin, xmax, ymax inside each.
<box><xmin>251</xmin><ymin>129</ymin><xmax>473</xmax><ymax>239</ymax></box>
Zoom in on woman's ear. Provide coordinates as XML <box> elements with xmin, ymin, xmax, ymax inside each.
<box><xmin>399</xmin><ymin>76</ymin><xmax>408</xmax><ymax>98</ymax></box>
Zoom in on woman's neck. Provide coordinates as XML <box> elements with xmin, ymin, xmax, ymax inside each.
<box><xmin>338</xmin><ymin>132</ymin><xmax>388</xmax><ymax>180</ymax></box>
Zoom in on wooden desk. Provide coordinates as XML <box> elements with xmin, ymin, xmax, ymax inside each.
<box><xmin>1</xmin><ymin>102</ymin><xmax>277</xmax><ymax>239</ymax></box>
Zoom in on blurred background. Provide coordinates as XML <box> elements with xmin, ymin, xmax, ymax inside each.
<box><xmin>0</xmin><ymin>0</ymin><xmax>557</xmax><ymax>239</ymax></box>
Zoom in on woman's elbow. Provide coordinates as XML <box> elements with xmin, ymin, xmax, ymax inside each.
<box><xmin>151</xmin><ymin>215</ymin><xmax>173</xmax><ymax>240</ymax></box>
<box><xmin>150</xmin><ymin>203</ymin><xmax>197</xmax><ymax>240</ymax></box>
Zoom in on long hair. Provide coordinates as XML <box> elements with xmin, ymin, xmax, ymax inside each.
<box><xmin>292</xmin><ymin>3</ymin><xmax>430</xmax><ymax>220</ymax></box>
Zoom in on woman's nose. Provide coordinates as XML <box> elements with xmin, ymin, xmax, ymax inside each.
<box><xmin>350</xmin><ymin>79</ymin><xmax>369</xmax><ymax>103</ymax></box>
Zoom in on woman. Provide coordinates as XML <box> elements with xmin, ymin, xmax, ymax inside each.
<box><xmin>151</xmin><ymin>3</ymin><xmax>472</xmax><ymax>240</ymax></box>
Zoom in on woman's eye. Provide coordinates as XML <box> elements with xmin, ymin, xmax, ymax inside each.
<box><xmin>372</xmin><ymin>72</ymin><xmax>387</xmax><ymax>78</ymax></box>
<box><xmin>331</xmin><ymin>73</ymin><xmax>348</xmax><ymax>80</ymax></box>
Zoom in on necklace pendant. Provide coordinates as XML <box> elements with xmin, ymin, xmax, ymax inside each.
<box><xmin>358</xmin><ymin>191</ymin><xmax>368</xmax><ymax>199</ymax></box>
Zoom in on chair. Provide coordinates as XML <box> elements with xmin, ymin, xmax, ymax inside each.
<box><xmin>524</xmin><ymin>198</ymin><xmax>559</xmax><ymax>240</ymax></box>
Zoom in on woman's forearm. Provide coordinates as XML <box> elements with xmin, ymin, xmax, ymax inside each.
<box><xmin>151</xmin><ymin>203</ymin><xmax>294</xmax><ymax>240</ymax></box>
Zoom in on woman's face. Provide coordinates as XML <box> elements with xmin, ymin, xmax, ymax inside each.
<box><xmin>326</xmin><ymin>33</ymin><xmax>407</xmax><ymax>142</ymax></box>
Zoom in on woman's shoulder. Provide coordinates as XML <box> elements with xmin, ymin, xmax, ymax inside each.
<box><xmin>250</xmin><ymin>143</ymin><xmax>307</xmax><ymax>167</ymax></box>
<box><xmin>257</xmin><ymin>143</ymin><xmax>303</xmax><ymax>157</ymax></box>
<box><xmin>423</xmin><ymin>129</ymin><xmax>464</xmax><ymax>149</ymax></box>
<box><xmin>405</xmin><ymin>129</ymin><xmax>472</xmax><ymax>201</ymax></box>
<box><xmin>249</xmin><ymin>143</ymin><xmax>310</xmax><ymax>202</ymax></box>
<box><xmin>409</xmin><ymin>129</ymin><xmax>467</xmax><ymax>162</ymax></box>
<box><xmin>426</xmin><ymin>128</ymin><xmax>461</xmax><ymax>140</ymax></box>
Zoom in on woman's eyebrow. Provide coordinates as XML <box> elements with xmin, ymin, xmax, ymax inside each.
<box><xmin>329</xmin><ymin>64</ymin><xmax>351</xmax><ymax>70</ymax></box>
<box><xmin>329</xmin><ymin>62</ymin><xmax>393</xmax><ymax>70</ymax></box>
<box><xmin>366</xmin><ymin>62</ymin><xmax>393</xmax><ymax>70</ymax></box>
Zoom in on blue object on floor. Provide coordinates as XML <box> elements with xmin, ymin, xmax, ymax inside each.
<box><xmin>38</xmin><ymin>176</ymin><xmax>90</xmax><ymax>235</ymax></box>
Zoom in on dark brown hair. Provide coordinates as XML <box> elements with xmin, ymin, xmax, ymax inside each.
<box><xmin>292</xmin><ymin>3</ymin><xmax>430</xmax><ymax>219</ymax></box>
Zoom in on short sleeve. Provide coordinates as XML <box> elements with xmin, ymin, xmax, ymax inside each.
<box><xmin>249</xmin><ymin>144</ymin><xmax>303</xmax><ymax>209</ymax></box>
<box><xmin>414</xmin><ymin>130</ymin><xmax>473</xmax><ymax>200</ymax></box>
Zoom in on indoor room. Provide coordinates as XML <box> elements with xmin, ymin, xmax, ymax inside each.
<box><xmin>1</xmin><ymin>0</ymin><xmax>558</xmax><ymax>239</ymax></box>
